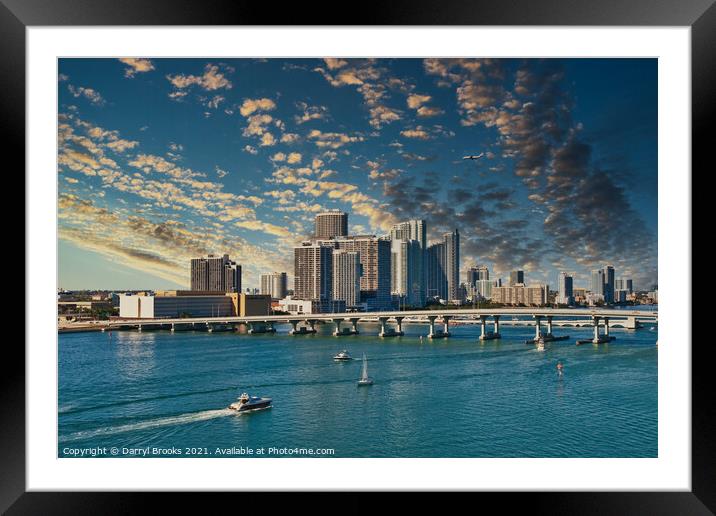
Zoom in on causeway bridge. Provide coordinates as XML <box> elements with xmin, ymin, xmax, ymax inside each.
<box><xmin>100</xmin><ymin>308</ymin><xmax>658</xmax><ymax>345</ymax></box>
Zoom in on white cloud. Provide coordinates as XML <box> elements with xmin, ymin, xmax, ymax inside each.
<box><xmin>166</xmin><ymin>64</ymin><xmax>232</xmax><ymax>93</ymax></box>
<box><xmin>67</xmin><ymin>85</ymin><xmax>105</xmax><ymax>106</ymax></box>
<box><xmin>239</xmin><ymin>98</ymin><xmax>277</xmax><ymax>117</ymax></box>
<box><xmin>119</xmin><ymin>58</ymin><xmax>155</xmax><ymax>78</ymax></box>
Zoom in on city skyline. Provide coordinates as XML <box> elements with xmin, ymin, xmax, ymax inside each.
<box><xmin>58</xmin><ymin>58</ymin><xmax>657</xmax><ymax>291</ymax></box>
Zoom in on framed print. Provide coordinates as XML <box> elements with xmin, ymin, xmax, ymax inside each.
<box><xmin>5</xmin><ymin>0</ymin><xmax>710</xmax><ymax>511</ymax></box>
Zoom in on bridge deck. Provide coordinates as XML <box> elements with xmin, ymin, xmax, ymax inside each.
<box><xmin>106</xmin><ymin>308</ymin><xmax>657</xmax><ymax>328</ymax></box>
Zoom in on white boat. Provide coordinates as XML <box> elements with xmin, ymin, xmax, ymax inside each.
<box><xmin>358</xmin><ymin>353</ymin><xmax>373</xmax><ymax>386</ymax></box>
<box><xmin>228</xmin><ymin>392</ymin><xmax>272</xmax><ymax>412</ymax></box>
<box><xmin>333</xmin><ymin>350</ymin><xmax>352</xmax><ymax>361</ymax></box>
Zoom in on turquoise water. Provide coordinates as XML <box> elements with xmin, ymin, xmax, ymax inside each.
<box><xmin>58</xmin><ymin>322</ymin><xmax>658</xmax><ymax>458</ymax></box>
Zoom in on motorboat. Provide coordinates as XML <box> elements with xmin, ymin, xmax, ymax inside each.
<box><xmin>357</xmin><ymin>353</ymin><xmax>373</xmax><ymax>386</ymax></box>
<box><xmin>228</xmin><ymin>393</ymin><xmax>272</xmax><ymax>412</ymax></box>
<box><xmin>333</xmin><ymin>350</ymin><xmax>352</xmax><ymax>361</ymax></box>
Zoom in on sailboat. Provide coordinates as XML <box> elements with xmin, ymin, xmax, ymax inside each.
<box><xmin>358</xmin><ymin>353</ymin><xmax>373</xmax><ymax>386</ymax></box>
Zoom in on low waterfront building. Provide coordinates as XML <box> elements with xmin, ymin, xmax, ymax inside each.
<box><xmin>57</xmin><ymin>300</ymin><xmax>113</xmax><ymax>315</ymax></box>
<box><xmin>235</xmin><ymin>293</ymin><xmax>272</xmax><ymax>316</ymax></box>
<box><xmin>119</xmin><ymin>291</ymin><xmax>235</xmax><ymax>319</ymax></box>
<box><xmin>277</xmin><ymin>296</ymin><xmax>346</xmax><ymax>315</ymax></box>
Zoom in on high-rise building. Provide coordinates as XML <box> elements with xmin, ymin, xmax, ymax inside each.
<box><xmin>390</xmin><ymin>238</ymin><xmax>423</xmax><ymax>306</ymax></box>
<box><xmin>558</xmin><ymin>272</ymin><xmax>574</xmax><ymax>305</ymax></box>
<box><xmin>426</xmin><ymin>242</ymin><xmax>447</xmax><ymax>300</ymax></box>
<box><xmin>322</xmin><ymin>235</ymin><xmax>392</xmax><ymax>310</ymax></box>
<box><xmin>476</xmin><ymin>278</ymin><xmax>494</xmax><ymax>299</ymax></box>
<box><xmin>509</xmin><ymin>270</ymin><xmax>524</xmax><ymax>286</ymax></box>
<box><xmin>466</xmin><ymin>265</ymin><xmax>489</xmax><ymax>284</ymax></box>
<box><xmin>190</xmin><ymin>254</ymin><xmax>241</xmax><ymax>293</ymax></box>
<box><xmin>491</xmin><ymin>284</ymin><xmax>549</xmax><ymax>306</ymax></box>
<box><xmin>389</xmin><ymin>220</ymin><xmax>427</xmax><ymax>249</ymax></box>
<box><xmin>444</xmin><ymin>229</ymin><xmax>460</xmax><ymax>301</ymax></box>
<box><xmin>332</xmin><ymin>249</ymin><xmax>361</xmax><ymax>308</ymax></box>
<box><xmin>389</xmin><ymin>219</ymin><xmax>427</xmax><ymax>306</ymax></box>
<box><xmin>260</xmin><ymin>272</ymin><xmax>288</xmax><ymax>300</ymax></box>
<box><xmin>314</xmin><ymin>210</ymin><xmax>348</xmax><ymax>239</ymax></box>
<box><xmin>293</xmin><ymin>242</ymin><xmax>333</xmax><ymax>301</ymax></box>
<box><xmin>616</xmin><ymin>278</ymin><xmax>634</xmax><ymax>294</ymax></box>
<box><xmin>603</xmin><ymin>265</ymin><xmax>615</xmax><ymax>303</ymax></box>
<box><xmin>591</xmin><ymin>269</ymin><xmax>605</xmax><ymax>298</ymax></box>
<box><xmin>466</xmin><ymin>265</ymin><xmax>489</xmax><ymax>298</ymax></box>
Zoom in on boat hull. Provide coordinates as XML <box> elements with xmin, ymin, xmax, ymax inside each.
<box><xmin>229</xmin><ymin>398</ymin><xmax>272</xmax><ymax>412</ymax></box>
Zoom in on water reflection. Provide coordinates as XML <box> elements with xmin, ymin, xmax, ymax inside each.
<box><xmin>112</xmin><ymin>331</ymin><xmax>157</xmax><ymax>381</ymax></box>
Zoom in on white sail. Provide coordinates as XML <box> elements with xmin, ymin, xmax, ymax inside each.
<box><xmin>361</xmin><ymin>353</ymin><xmax>368</xmax><ymax>380</ymax></box>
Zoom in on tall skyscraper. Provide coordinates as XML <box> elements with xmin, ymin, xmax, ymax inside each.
<box><xmin>190</xmin><ymin>254</ymin><xmax>241</xmax><ymax>292</ymax></box>
<box><xmin>616</xmin><ymin>278</ymin><xmax>633</xmax><ymax>294</ymax></box>
<box><xmin>426</xmin><ymin>242</ymin><xmax>447</xmax><ymax>300</ymax></box>
<box><xmin>293</xmin><ymin>242</ymin><xmax>333</xmax><ymax>301</ymax></box>
<box><xmin>260</xmin><ymin>272</ymin><xmax>288</xmax><ymax>299</ymax></box>
<box><xmin>558</xmin><ymin>272</ymin><xmax>574</xmax><ymax>305</ymax></box>
<box><xmin>332</xmin><ymin>249</ymin><xmax>361</xmax><ymax>308</ymax></box>
<box><xmin>389</xmin><ymin>219</ymin><xmax>427</xmax><ymax>306</ymax></box>
<box><xmin>591</xmin><ymin>269</ymin><xmax>605</xmax><ymax>298</ymax></box>
<box><xmin>320</xmin><ymin>235</ymin><xmax>392</xmax><ymax>310</ymax></box>
<box><xmin>390</xmin><ymin>238</ymin><xmax>423</xmax><ymax>306</ymax></box>
<box><xmin>509</xmin><ymin>270</ymin><xmax>525</xmax><ymax>286</ymax></box>
<box><xmin>603</xmin><ymin>265</ymin><xmax>615</xmax><ymax>303</ymax></box>
<box><xmin>389</xmin><ymin>220</ymin><xmax>426</xmax><ymax>249</ymax></box>
<box><xmin>466</xmin><ymin>265</ymin><xmax>489</xmax><ymax>298</ymax></box>
<box><xmin>314</xmin><ymin>210</ymin><xmax>348</xmax><ymax>239</ymax></box>
<box><xmin>444</xmin><ymin>229</ymin><xmax>460</xmax><ymax>301</ymax></box>
<box><xmin>346</xmin><ymin>236</ymin><xmax>391</xmax><ymax>310</ymax></box>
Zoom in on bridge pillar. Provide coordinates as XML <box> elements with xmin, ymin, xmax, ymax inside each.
<box><xmin>378</xmin><ymin>317</ymin><xmax>388</xmax><ymax>337</ymax></box>
<box><xmin>604</xmin><ymin>317</ymin><xmax>610</xmax><ymax>337</ymax></box>
<box><xmin>534</xmin><ymin>315</ymin><xmax>542</xmax><ymax>339</ymax></box>
<box><xmin>289</xmin><ymin>320</ymin><xmax>299</xmax><ymax>334</ymax></box>
<box><xmin>138</xmin><ymin>324</ymin><xmax>142</xmax><ymax>332</ymax></box>
<box><xmin>395</xmin><ymin>316</ymin><xmax>404</xmax><ymax>335</ymax></box>
<box><xmin>350</xmin><ymin>318</ymin><xmax>360</xmax><ymax>334</ymax></box>
<box><xmin>307</xmin><ymin>319</ymin><xmax>317</xmax><ymax>332</ymax></box>
<box><xmin>493</xmin><ymin>315</ymin><xmax>501</xmax><ymax>337</ymax></box>
<box><xmin>625</xmin><ymin>316</ymin><xmax>643</xmax><ymax>330</ymax></box>
<box><xmin>592</xmin><ymin>316</ymin><xmax>601</xmax><ymax>343</ymax></box>
<box><xmin>546</xmin><ymin>316</ymin><xmax>553</xmax><ymax>336</ymax></box>
<box><xmin>479</xmin><ymin>315</ymin><xmax>487</xmax><ymax>340</ymax></box>
<box><xmin>427</xmin><ymin>315</ymin><xmax>437</xmax><ymax>338</ymax></box>
<box><xmin>332</xmin><ymin>318</ymin><xmax>343</xmax><ymax>336</ymax></box>
<box><xmin>443</xmin><ymin>316</ymin><xmax>451</xmax><ymax>334</ymax></box>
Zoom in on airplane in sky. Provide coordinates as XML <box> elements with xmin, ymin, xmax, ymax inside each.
<box><xmin>462</xmin><ymin>153</ymin><xmax>485</xmax><ymax>160</ymax></box>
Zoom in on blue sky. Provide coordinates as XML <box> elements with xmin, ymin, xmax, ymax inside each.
<box><xmin>57</xmin><ymin>58</ymin><xmax>657</xmax><ymax>291</ymax></box>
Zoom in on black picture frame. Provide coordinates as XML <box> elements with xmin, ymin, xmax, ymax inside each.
<box><xmin>3</xmin><ymin>0</ymin><xmax>708</xmax><ymax>511</ymax></box>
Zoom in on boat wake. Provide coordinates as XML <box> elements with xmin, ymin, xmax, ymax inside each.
<box><xmin>59</xmin><ymin>408</ymin><xmax>234</xmax><ymax>443</ymax></box>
